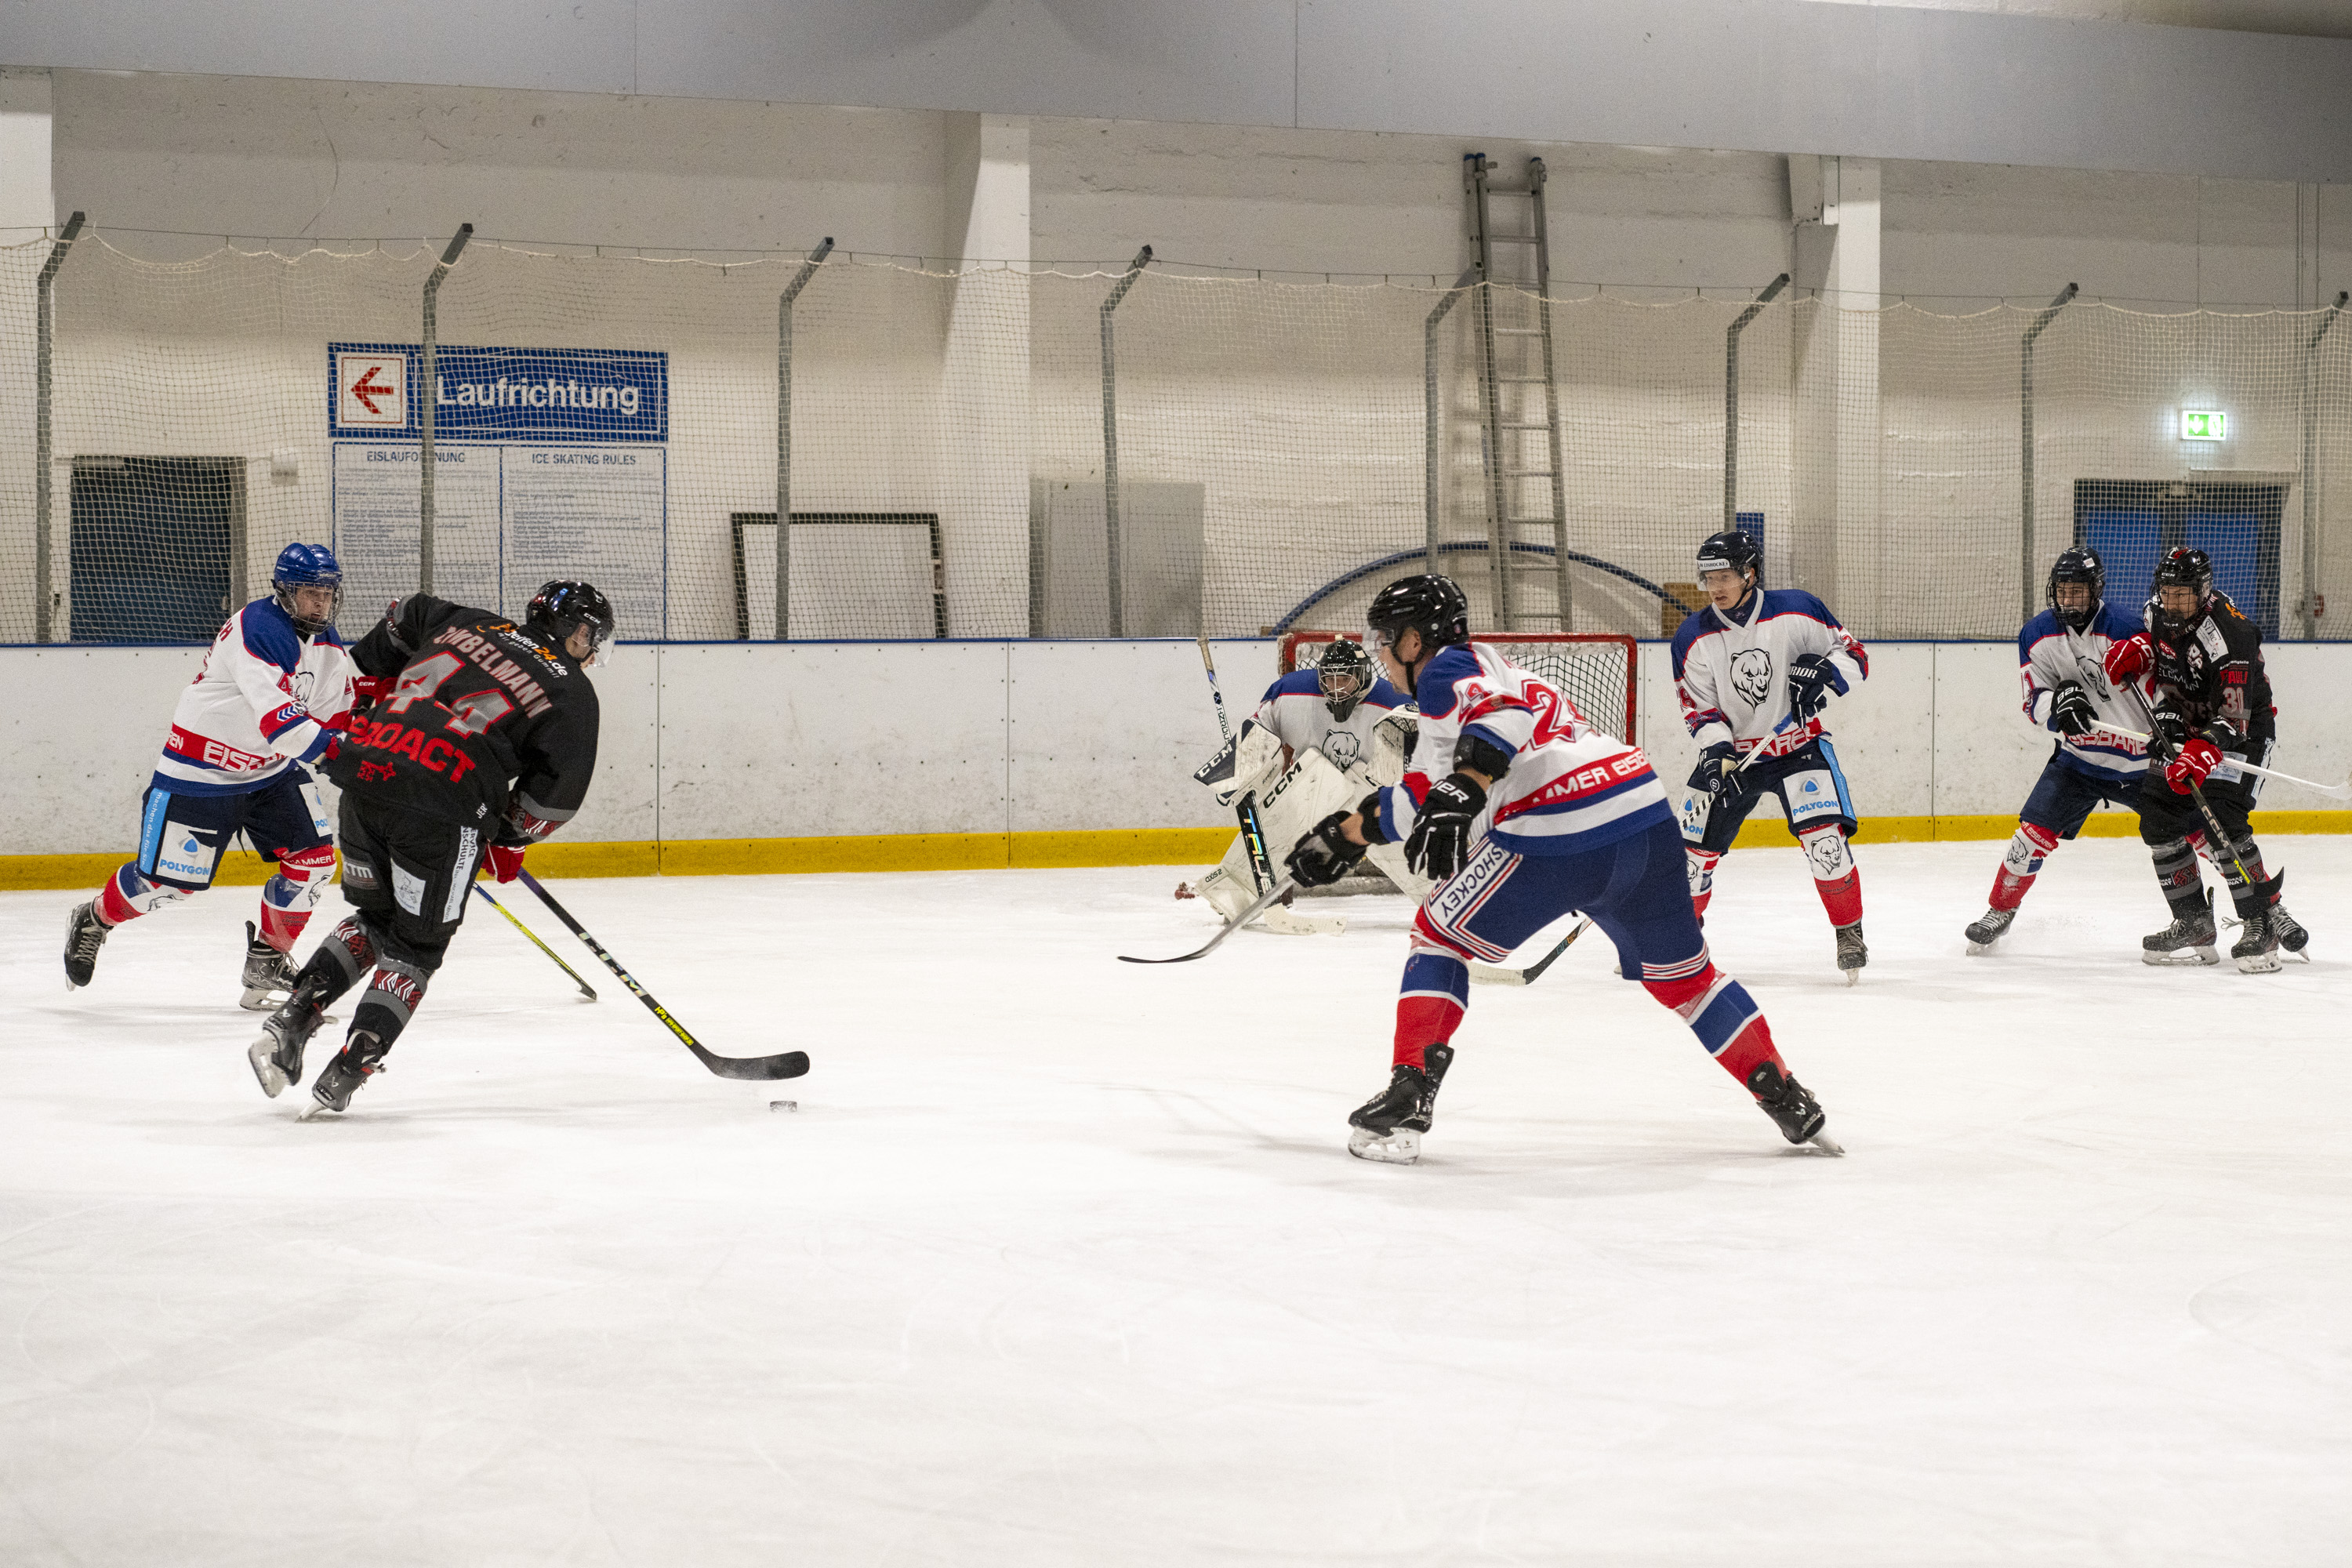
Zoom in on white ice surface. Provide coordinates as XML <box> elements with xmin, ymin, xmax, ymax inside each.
<box><xmin>2</xmin><ymin>839</ymin><xmax>2348</xmax><ymax>1566</ymax></box>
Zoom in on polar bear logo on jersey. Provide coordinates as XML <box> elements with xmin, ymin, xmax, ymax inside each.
<box><xmin>1323</xmin><ymin>730</ymin><xmax>1363</xmax><ymax>771</ymax></box>
<box><xmin>1805</xmin><ymin>832</ymin><xmax>1849</xmax><ymax>878</ymax></box>
<box><xmin>1730</xmin><ymin>648</ymin><xmax>1774</xmax><ymax>709</ymax></box>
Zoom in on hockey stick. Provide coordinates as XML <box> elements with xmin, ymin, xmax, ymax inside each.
<box><xmin>2109</xmin><ymin>687</ymin><xmax>2265</xmax><ymax>895</ymax></box>
<box><xmin>1469</xmin><ymin>916</ymin><xmax>1594</xmax><ymax>986</ymax></box>
<box><xmin>1121</xmin><ymin>876</ymin><xmax>1298</xmax><ymax>964</ymax></box>
<box><xmin>473</xmin><ymin>883</ymin><xmax>597</xmax><ymax>1000</ymax></box>
<box><xmin>1236</xmin><ymin>793</ymin><xmax>1278</xmax><ymax>894</ymax></box>
<box><xmin>2074</xmin><ymin>721</ymin><xmax>2349</xmax><ymax>800</ymax></box>
<box><xmin>516</xmin><ymin>870</ymin><xmax>809</xmax><ymax>1080</ymax></box>
<box><xmin>1196</xmin><ymin>633</ymin><xmax>1236</xmax><ymax>746</ymax></box>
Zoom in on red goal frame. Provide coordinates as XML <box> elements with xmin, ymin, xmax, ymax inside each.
<box><xmin>1279</xmin><ymin>630</ymin><xmax>1639</xmax><ymax>743</ymax></box>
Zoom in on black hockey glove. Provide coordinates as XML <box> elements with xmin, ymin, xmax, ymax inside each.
<box><xmin>1406</xmin><ymin>773</ymin><xmax>1488</xmax><ymax>881</ymax></box>
<box><xmin>2148</xmin><ymin>702</ymin><xmax>2190</xmax><ymax>759</ymax></box>
<box><xmin>1286</xmin><ymin>809</ymin><xmax>1371</xmax><ymax>889</ymax></box>
<box><xmin>1787</xmin><ymin>653</ymin><xmax>1842</xmax><ymax>721</ymax></box>
<box><xmin>2201</xmin><ymin>717</ymin><xmax>2242</xmax><ymax>753</ymax></box>
<box><xmin>1687</xmin><ymin>740</ymin><xmax>1739</xmax><ymax>799</ymax></box>
<box><xmin>2048</xmin><ymin>681</ymin><xmax>2097</xmax><ymax>738</ymax></box>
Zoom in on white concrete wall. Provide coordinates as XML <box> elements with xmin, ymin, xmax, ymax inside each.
<box><xmin>8</xmin><ymin>639</ymin><xmax>2347</xmax><ymax>861</ymax></box>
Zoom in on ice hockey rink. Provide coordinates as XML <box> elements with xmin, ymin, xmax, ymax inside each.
<box><xmin>2</xmin><ymin>837</ymin><xmax>2345</xmax><ymax>1566</ymax></box>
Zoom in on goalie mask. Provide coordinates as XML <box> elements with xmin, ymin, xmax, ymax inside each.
<box><xmin>1316</xmin><ymin>637</ymin><xmax>1376</xmax><ymax>720</ymax></box>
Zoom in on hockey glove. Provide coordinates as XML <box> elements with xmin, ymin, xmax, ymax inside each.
<box><xmin>2148</xmin><ymin>702</ymin><xmax>2190</xmax><ymax>757</ymax></box>
<box><xmin>2103</xmin><ymin>632</ymin><xmax>2153</xmax><ymax>683</ymax></box>
<box><xmin>350</xmin><ymin>674</ymin><xmax>394</xmax><ymax>710</ymax></box>
<box><xmin>2048</xmin><ymin>681</ymin><xmax>2098</xmax><ymax>738</ymax></box>
<box><xmin>2164</xmin><ymin>736</ymin><xmax>2223</xmax><ymax>795</ymax></box>
<box><xmin>1787</xmin><ymin>653</ymin><xmax>1844</xmax><ymax>721</ymax></box>
<box><xmin>1687</xmin><ymin>740</ymin><xmax>1739</xmax><ymax>798</ymax></box>
<box><xmin>1286</xmin><ymin>810</ymin><xmax>1370</xmax><ymax>889</ymax></box>
<box><xmin>1406</xmin><ymin>773</ymin><xmax>1487</xmax><ymax>881</ymax></box>
<box><xmin>485</xmin><ymin>844</ymin><xmax>528</xmax><ymax>884</ymax></box>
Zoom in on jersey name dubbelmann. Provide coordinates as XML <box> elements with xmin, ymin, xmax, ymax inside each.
<box><xmin>328</xmin><ymin>342</ymin><xmax>669</xmax><ymax>443</ymax></box>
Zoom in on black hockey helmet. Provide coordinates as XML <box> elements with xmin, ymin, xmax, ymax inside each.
<box><xmin>1365</xmin><ymin>575</ymin><xmax>1470</xmax><ymax>656</ymax></box>
<box><xmin>1316</xmin><ymin>637</ymin><xmax>1376</xmax><ymax>721</ymax></box>
<box><xmin>1695</xmin><ymin>529</ymin><xmax>1762</xmax><ymax>592</ymax></box>
<box><xmin>527</xmin><ymin>580</ymin><xmax>615</xmax><ymax>660</ymax></box>
<box><xmin>2149</xmin><ymin>546</ymin><xmax>2213</xmax><ymax>638</ymax></box>
<box><xmin>2046</xmin><ymin>545</ymin><xmax>2105</xmax><ymax>633</ymax></box>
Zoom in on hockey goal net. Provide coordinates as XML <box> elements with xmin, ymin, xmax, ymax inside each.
<box><xmin>1279</xmin><ymin>631</ymin><xmax>1639</xmax><ymax>743</ymax></box>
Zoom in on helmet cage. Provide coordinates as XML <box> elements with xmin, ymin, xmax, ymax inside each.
<box><xmin>2046</xmin><ymin>546</ymin><xmax>2104</xmax><ymax>633</ymax></box>
<box><xmin>1316</xmin><ymin>639</ymin><xmax>1374</xmax><ymax>717</ymax></box>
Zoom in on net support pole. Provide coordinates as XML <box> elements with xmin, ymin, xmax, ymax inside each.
<box><xmin>1100</xmin><ymin>245</ymin><xmax>1152</xmax><ymax>637</ymax></box>
<box><xmin>419</xmin><ymin>222</ymin><xmax>474</xmax><ymax>597</ymax></box>
<box><xmin>775</xmin><ymin>236</ymin><xmax>834</xmax><ymax>641</ymax></box>
<box><xmin>2020</xmin><ymin>281</ymin><xmax>2078</xmax><ymax>622</ymax></box>
<box><xmin>2299</xmin><ymin>290</ymin><xmax>2347</xmax><ymax>641</ymax></box>
<box><xmin>1723</xmin><ymin>272</ymin><xmax>1789</xmax><ymax>530</ymax></box>
<box><xmin>33</xmin><ymin>211</ymin><xmax>83</xmax><ymax>644</ymax></box>
<box><xmin>1424</xmin><ymin>266</ymin><xmax>1481</xmax><ymax>575</ymax></box>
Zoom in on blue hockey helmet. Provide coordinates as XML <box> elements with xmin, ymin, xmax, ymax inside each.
<box><xmin>270</xmin><ymin>542</ymin><xmax>343</xmax><ymax>637</ymax></box>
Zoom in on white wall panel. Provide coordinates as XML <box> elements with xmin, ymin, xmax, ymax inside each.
<box><xmin>572</xmin><ymin>645</ymin><xmax>658</xmax><ymax>844</ymax></box>
<box><xmin>1825</xmin><ymin>643</ymin><xmax>1936</xmax><ymax>818</ymax></box>
<box><xmin>1930</xmin><ymin>641</ymin><xmax>2058</xmax><ymax>818</ymax></box>
<box><xmin>0</xmin><ymin>648</ymin><xmax>203</xmax><ymax>854</ymax></box>
<box><xmin>2257</xmin><ymin>645</ymin><xmax>2352</xmax><ymax>808</ymax></box>
<box><xmin>1007</xmin><ymin>640</ymin><xmax>1276</xmax><ymax>833</ymax></box>
<box><xmin>657</xmin><ymin>643</ymin><xmax>1009</xmax><ymax>841</ymax></box>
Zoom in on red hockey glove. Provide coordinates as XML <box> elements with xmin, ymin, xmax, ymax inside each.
<box><xmin>2165</xmin><ymin>736</ymin><xmax>2223</xmax><ymax>795</ymax></box>
<box><xmin>2103</xmin><ymin>633</ymin><xmax>2153</xmax><ymax>683</ymax></box>
<box><xmin>350</xmin><ymin>674</ymin><xmax>394</xmax><ymax>709</ymax></box>
<box><xmin>485</xmin><ymin>844</ymin><xmax>527</xmax><ymax>884</ymax></box>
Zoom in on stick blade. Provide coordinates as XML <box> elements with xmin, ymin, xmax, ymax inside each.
<box><xmin>694</xmin><ymin>1047</ymin><xmax>811</xmax><ymax>1080</ymax></box>
<box><xmin>1117</xmin><ymin>951</ymin><xmax>1206</xmax><ymax>965</ymax></box>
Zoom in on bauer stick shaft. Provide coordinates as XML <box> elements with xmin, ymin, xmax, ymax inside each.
<box><xmin>1469</xmin><ymin>916</ymin><xmax>1593</xmax><ymax>986</ymax></box>
<box><xmin>1196</xmin><ymin>634</ymin><xmax>1235</xmax><ymax>744</ymax></box>
<box><xmin>473</xmin><ymin>883</ymin><xmax>597</xmax><ymax>1000</ymax></box>
<box><xmin>516</xmin><ymin>870</ymin><xmax>808</xmax><ymax>1081</ymax></box>
<box><xmin>1121</xmin><ymin>877</ymin><xmax>1298</xmax><ymax>964</ymax></box>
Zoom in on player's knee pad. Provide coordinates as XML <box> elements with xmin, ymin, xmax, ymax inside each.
<box><xmin>1797</xmin><ymin>824</ymin><xmax>1852</xmax><ymax>882</ymax></box>
<box><xmin>2005</xmin><ymin>822</ymin><xmax>2061</xmax><ymax>876</ymax></box>
<box><xmin>353</xmin><ymin>961</ymin><xmax>429</xmax><ymax>1040</ymax></box>
<box><xmin>318</xmin><ymin>915</ymin><xmax>378</xmax><ymax>983</ymax></box>
<box><xmin>2150</xmin><ymin>837</ymin><xmax>2199</xmax><ymax>891</ymax></box>
<box><xmin>99</xmin><ymin>863</ymin><xmax>187</xmax><ymax>923</ymax></box>
<box><xmin>1684</xmin><ymin>847</ymin><xmax>1719</xmax><ymax>899</ymax></box>
<box><xmin>266</xmin><ymin>844</ymin><xmax>337</xmax><ymax>908</ymax></box>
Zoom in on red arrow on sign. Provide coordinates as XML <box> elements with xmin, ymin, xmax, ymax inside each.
<box><xmin>350</xmin><ymin>365</ymin><xmax>395</xmax><ymax>416</ymax></box>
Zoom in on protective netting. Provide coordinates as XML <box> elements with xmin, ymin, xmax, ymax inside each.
<box><xmin>1282</xmin><ymin>630</ymin><xmax>1638</xmax><ymax>745</ymax></box>
<box><xmin>5</xmin><ymin>232</ymin><xmax>2350</xmax><ymax>646</ymax></box>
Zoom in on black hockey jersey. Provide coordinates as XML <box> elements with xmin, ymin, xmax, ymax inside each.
<box><xmin>2146</xmin><ymin>591</ymin><xmax>2275</xmax><ymax>755</ymax></box>
<box><xmin>327</xmin><ymin>595</ymin><xmax>601</xmax><ymax>845</ymax></box>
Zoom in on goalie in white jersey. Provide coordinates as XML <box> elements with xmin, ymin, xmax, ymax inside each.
<box><xmin>1181</xmin><ymin>637</ymin><xmax>1424</xmax><ymax>934</ymax></box>
<box><xmin>1282</xmin><ymin>575</ymin><xmax>1840</xmax><ymax>1164</ymax></box>
<box><xmin>1671</xmin><ymin>529</ymin><xmax>1872</xmax><ymax>980</ymax></box>
<box><xmin>60</xmin><ymin>543</ymin><xmax>364</xmax><ymax>1006</ymax></box>
<box><xmin>1963</xmin><ymin>546</ymin><xmax>2152</xmax><ymax>952</ymax></box>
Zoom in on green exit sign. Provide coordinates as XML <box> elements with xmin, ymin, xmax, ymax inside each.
<box><xmin>2180</xmin><ymin>410</ymin><xmax>2228</xmax><ymax>441</ymax></box>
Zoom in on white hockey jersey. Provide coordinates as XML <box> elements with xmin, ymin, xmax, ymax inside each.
<box><xmin>151</xmin><ymin>597</ymin><xmax>356</xmax><ymax>797</ymax></box>
<box><xmin>1252</xmin><ymin>666</ymin><xmax>1413</xmax><ymax>779</ymax></box>
<box><xmin>1671</xmin><ymin>588</ymin><xmax>1868</xmax><ymax>761</ymax></box>
<box><xmin>1373</xmin><ymin>642</ymin><xmax>1671</xmax><ymax>857</ymax></box>
<box><xmin>2016</xmin><ymin>603</ymin><xmax>2153</xmax><ymax>783</ymax></box>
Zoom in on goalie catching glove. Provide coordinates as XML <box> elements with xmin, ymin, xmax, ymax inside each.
<box><xmin>1286</xmin><ymin>793</ymin><xmax>1380</xmax><ymax>889</ymax></box>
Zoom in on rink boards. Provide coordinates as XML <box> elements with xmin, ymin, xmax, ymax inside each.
<box><xmin>4</xmin><ymin>637</ymin><xmax>2350</xmax><ymax>886</ymax></box>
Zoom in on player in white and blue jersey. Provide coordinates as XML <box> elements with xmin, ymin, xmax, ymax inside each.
<box><xmin>1283</xmin><ymin>574</ymin><xmax>1839</xmax><ymax>1165</ymax></box>
<box><xmin>61</xmin><ymin>544</ymin><xmax>361</xmax><ymax>1007</ymax></box>
<box><xmin>1963</xmin><ymin>546</ymin><xmax>2152</xmax><ymax>952</ymax></box>
<box><xmin>1671</xmin><ymin>529</ymin><xmax>1872</xmax><ymax>979</ymax></box>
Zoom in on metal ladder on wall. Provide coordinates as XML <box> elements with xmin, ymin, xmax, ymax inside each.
<box><xmin>1465</xmin><ymin>154</ymin><xmax>1572</xmax><ymax>631</ymax></box>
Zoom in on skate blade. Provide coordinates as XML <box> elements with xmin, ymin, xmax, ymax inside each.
<box><xmin>2234</xmin><ymin>953</ymin><xmax>2283</xmax><ymax>975</ymax></box>
<box><xmin>1347</xmin><ymin>1126</ymin><xmax>1421</xmax><ymax>1165</ymax></box>
<box><xmin>1842</xmin><ymin>967</ymin><xmax>1861</xmax><ymax>986</ymax></box>
<box><xmin>2143</xmin><ymin>947</ymin><xmax>2220</xmax><ymax>966</ymax></box>
<box><xmin>246</xmin><ymin>1039</ymin><xmax>289</xmax><ymax>1098</ymax></box>
<box><xmin>238</xmin><ymin>986</ymin><xmax>290</xmax><ymax>1012</ymax></box>
<box><xmin>1803</xmin><ymin>1131</ymin><xmax>1846</xmax><ymax>1156</ymax></box>
<box><xmin>295</xmin><ymin>1099</ymin><xmax>339</xmax><ymax>1121</ymax></box>
<box><xmin>1965</xmin><ymin>941</ymin><xmax>1994</xmax><ymax>956</ymax></box>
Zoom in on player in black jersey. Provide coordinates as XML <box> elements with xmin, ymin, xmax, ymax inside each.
<box><xmin>248</xmin><ymin>581</ymin><xmax>612</xmax><ymax>1114</ymax></box>
<box><xmin>2102</xmin><ymin>547</ymin><xmax>2307</xmax><ymax>972</ymax></box>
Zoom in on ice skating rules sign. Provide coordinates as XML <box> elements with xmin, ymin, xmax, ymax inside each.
<box><xmin>328</xmin><ymin>343</ymin><xmax>669</xmax><ymax>637</ymax></box>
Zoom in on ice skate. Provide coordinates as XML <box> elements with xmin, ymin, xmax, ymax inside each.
<box><xmin>239</xmin><ymin>920</ymin><xmax>297</xmax><ymax>1011</ymax></box>
<box><xmin>62</xmin><ymin>901</ymin><xmax>111</xmax><ymax>990</ymax></box>
<box><xmin>249</xmin><ymin>976</ymin><xmax>329</xmax><ymax>1098</ymax></box>
<box><xmin>1963</xmin><ymin>906</ymin><xmax>2014</xmax><ymax>954</ymax></box>
<box><xmin>2142</xmin><ymin>893</ymin><xmax>2219</xmax><ymax>966</ymax></box>
<box><xmin>1745</xmin><ymin>1061</ymin><xmax>1842</xmax><ymax>1156</ymax></box>
<box><xmin>1834</xmin><ymin>921</ymin><xmax>1867</xmax><ymax>984</ymax></box>
<box><xmin>1345</xmin><ymin>1044</ymin><xmax>1452</xmax><ymax>1165</ymax></box>
<box><xmin>2271</xmin><ymin>902</ymin><xmax>2310</xmax><ymax>959</ymax></box>
<box><xmin>2230</xmin><ymin>911</ymin><xmax>2282</xmax><ymax>975</ymax></box>
<box><xmin>299</xmin><ymin>1033</ymin><xmax>389</xmax><ymax>1119</ymax></box>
